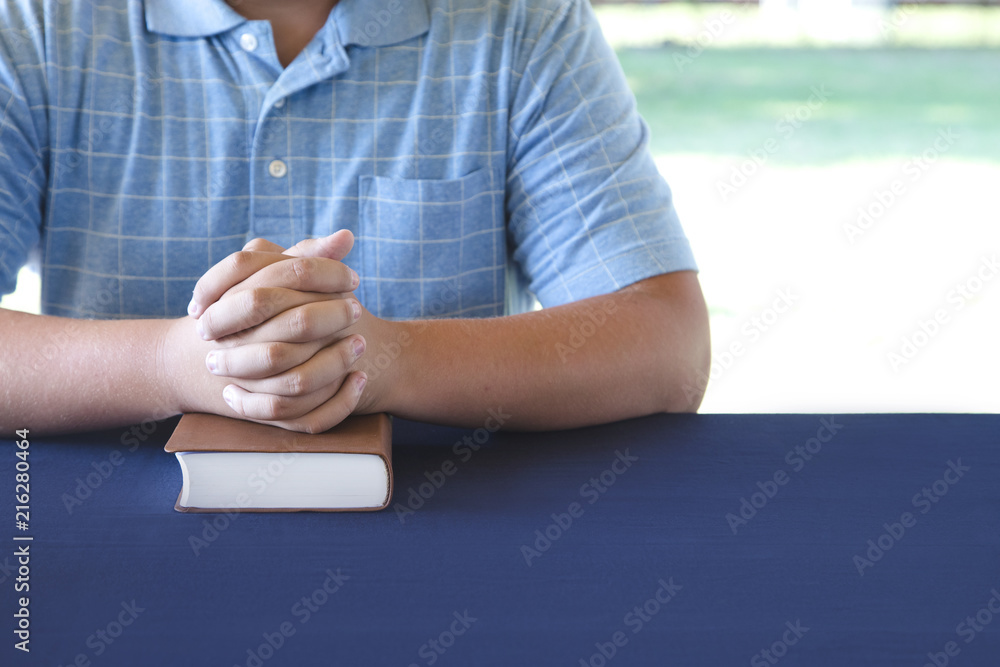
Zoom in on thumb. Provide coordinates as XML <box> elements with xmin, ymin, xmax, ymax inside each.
<box><xmin>283</xmin><ymin>229</ymin><xmax>354</xmax><ymax>261</ymax></box>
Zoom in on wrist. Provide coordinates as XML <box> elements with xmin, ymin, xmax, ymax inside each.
<box><xmin>355</xmin><ymin>315</ymin><xmax>411</xmax><ymax>415</ymax></box>
<box><xmin>156</xmin><ymin>315</ymin><xmax>214</xmax><ymax>416</ymax></box>
<box><xmin>154</xmin><ymin>317</ymin><xmax>187</xmax><ymax>415</ymax></box>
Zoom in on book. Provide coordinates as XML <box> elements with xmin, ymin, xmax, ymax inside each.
<box><xmin>163</xmin><ymin>413</ymin><xmax>392</xmax><ymax>512</ymax></box>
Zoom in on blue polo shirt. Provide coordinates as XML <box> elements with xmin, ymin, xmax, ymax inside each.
<box><xmin>0</xmin><ymin>0</ymin><xmax>695</xmax><ymax>320</ymax></box>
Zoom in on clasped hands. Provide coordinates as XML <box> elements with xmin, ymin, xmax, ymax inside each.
<box><xmin>165</xmin><ymin>230</ymin><xmax>389</xmax><ymax>433</ymax></box>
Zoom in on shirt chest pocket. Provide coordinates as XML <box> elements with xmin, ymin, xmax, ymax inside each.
<box><xmin>357</xmin><ymin>168</ymin><xmax>506</xmax><ymax>320</ymax></box>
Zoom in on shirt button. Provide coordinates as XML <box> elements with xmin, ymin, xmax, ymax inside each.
<box><xmin>274</xmin><ymin>98</ymin><xmax>285</xmax><ymax>109</ymax></box>
<box><xmin>239</xmin><ymin>33</ymin><xmax>258</xmax><ymax>52</ymax></box>
<box><xmin>268</xmin><ymin>159</ymin><xmax>287</xmax><ymax>178</ymax></box>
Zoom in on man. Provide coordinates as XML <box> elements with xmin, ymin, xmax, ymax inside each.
<box><xmin>0</xmin><ymin>0</ymin><xmax>709</xmax><ymax>434</ymax></box>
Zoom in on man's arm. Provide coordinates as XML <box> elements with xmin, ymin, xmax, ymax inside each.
<box><xmin>0</xmin><ymin>244</ymin><xmax>705</xmax><ymax>435</ymax></box>
<box><xmin>0</xmin><ymin>310</ymin><xmax>180</xmax><ymax>434</ymax></box>
<box><xmin>0</xmin><ymin>237</ymin><xmax>367</xmax><ymax>435</ymax></box>
<box><xmin>355</xmin><ymin>270</ymin><xmax>710</xmax><ymax>430</ymax></box>
<box><xmin>197</xmin><ymin>251</ymin><xmax>711</xmax><ymax>432</ymax></box>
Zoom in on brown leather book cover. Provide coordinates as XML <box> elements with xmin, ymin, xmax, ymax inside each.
<box><xmin>164</xmin><ymin>413</ymin><xmax>392</xmax><ymax>513</ymax></box>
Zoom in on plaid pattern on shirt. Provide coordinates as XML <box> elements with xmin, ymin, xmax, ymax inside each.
<box><xmin>0</xmin><ymin>0</ymin><xmax>696</xmax><ymax>320</ymax></box>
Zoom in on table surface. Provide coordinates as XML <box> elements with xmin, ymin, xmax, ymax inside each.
<box><xmin>1</xmin><ymin>413</ymin><xmax>998</xmax><ymax>666</ymax></box>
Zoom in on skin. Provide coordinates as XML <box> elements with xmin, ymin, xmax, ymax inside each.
<box><xmin>227</xmin><ymin>0</ymin><xmax>340</xmax><ymax>67</ymax></box>
<box><xmin>0</xmin><ymin>229</ymin><xmax>709</xmax><ymax>434</ymax></box>
<box><xmin>0</xmin><ymin>2</ymin><xmax>711</xmax><ymax>435</ymax></box>
<box><xmin>181</xmin><ymin>231</ymin><xmax>711</xmax><ymax>431</ymax></box>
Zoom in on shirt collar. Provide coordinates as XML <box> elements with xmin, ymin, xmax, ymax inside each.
<box><xmin>144</xmin><ymin>0</ymin><xmax>247</xmax><ymax>38</ymax></box>
<box><xmin>144</xmin><ymin>0</ymin><xmax>430</xmax><ymax>46</ymax></box>
<box><xmin>333</xmin><ymin>0</ymin><xmax>430</xmax><ymax>48</ymax></box>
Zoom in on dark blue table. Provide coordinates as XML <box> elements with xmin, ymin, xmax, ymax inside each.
<box><xmin>2</xmin><ymin>414</ymin><xmax>998</xmax><ymax>666</ymax></box>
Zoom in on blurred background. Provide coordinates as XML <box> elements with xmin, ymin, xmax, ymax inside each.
<box><xmin>3</xmin><ymin>0</ymin><xmax>997</xmax><ymax>413</ymax></box>
<box><xmin>595</xmin><ymin>0</ymin><xmax>1000</xmax><ymax>413</ymax></box>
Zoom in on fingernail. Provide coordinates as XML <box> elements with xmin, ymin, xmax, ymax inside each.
<box><xmin>206</xmin><ymin>352</ymin><xmax>217</xmax><ymax>374</ymax></box>
<box><xmin>355</xmin><ymin>374</ymin><xmax>367</xmax><ymax>393</ymax></box>
<box><xmin>352</xmin><ymin>337</ymin><xmax>366</xmax><ymax>359</ymax></box>
<box><xmin>350</xmin><ymin>300</ymin><xmax>361</xmax><ymax>321</ymax></box>
<box><xmin>223</xmin><ymin>387</ymin><xmax>234</xmax><ymax>406</ymax></box>
<box><xmin>187</xmin><ymin>300</ymin><xmax>200</xmax><ymax>317</ymax></box>
<box><xmin>196</xmin><ymin>319</ymin><xmax>208</xmax><ymax>340</ymax></box>
<box><xmin>350</xmin><ymin>269</ymin><xmax>359</xmax><ymax>288</ymax></box>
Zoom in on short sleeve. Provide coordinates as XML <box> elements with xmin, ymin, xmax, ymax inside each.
<box><xmin>0</xmin><ymin>3</ymin><xmax>47</xmax><ymax>297</ymax></box>
<box><xmin>506</xmin><ymin>0</ymin><xmax>696</xmax><ymax>308</ymax></box>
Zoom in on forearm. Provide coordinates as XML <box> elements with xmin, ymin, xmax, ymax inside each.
<box><xmin>369</xmin><ymin>272</ymin><xmax>710</xmax><ymax>430</ymax></box>
<box><xmin>0</xmin><ymin>308</ymin><xmax>178</xmax><ymax>434</ymax></box>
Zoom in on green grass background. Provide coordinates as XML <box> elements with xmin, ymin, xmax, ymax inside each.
<box><xmin>596</xmin><ymin>3</ymin><xmax>1000</xmax><ymax>163</ymax></box>
<box><xmin>620</xmin><ymin>47</ymin><xmax>1000</xmax><ymax>163</ymax></box>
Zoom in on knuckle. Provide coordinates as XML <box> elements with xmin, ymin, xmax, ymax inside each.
<box><xmin>287</xmin><ymin>307</ymin><xmax>313</xmax><ymax>339</ymax></box>
<box><xmin>243</xmin><ymin>288</ymin><xmax>264</xmax><ymax>313</ymax></box>
<box><xmin>260</xmin><ymin>394</ymin><xmax>292</xmax><ymax>420</ymax></box>
<box><xmin>227</xmin><ymin>250</ymin><xmax>256</xmax><ymax>274</ymax></box>
<box><xmin>260</xmin><ymin>342</ymin><xmax>287</xmax><ymax>369</ymax></box>
<box><xmin>244</xmin><ymin>288</ymin><xmax>274</xmax><ymax>318</ymax></box>
<box><xmin>283</xmin><ymin>371</ymin><xmax>309</xmax><ymax>396</ymax></box>
<box><xmin>288</xmin><ymin>258</ymin><xmax>313</xmax><ymax>286</ymax></box>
